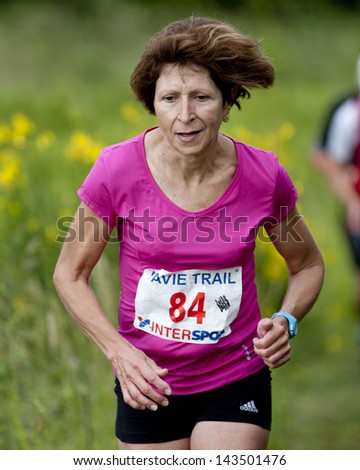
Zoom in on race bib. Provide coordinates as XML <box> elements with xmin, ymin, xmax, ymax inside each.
<box><xmin>134</xmin><ymin>266</ymin><xmax>242</xmax><ymax>344</ymax></box>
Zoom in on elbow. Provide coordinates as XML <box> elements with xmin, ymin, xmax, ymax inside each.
<box><xmin>316</xmin><ymin>244</ymin><xmax>325</xmax><ymax>272</ymax></box>
<box><xmin>292</xmin><ymin>245</ymin><xmax>325</xmax><ymax>289</ymax></box>
<box><xmin>318</xmin><ymin>260</ymin><xmax>325</xmax><ymax>291</ymax></box>
<box><xmin>320</xmin><ymin>254</ymin><xmax>326</xmax><ymax>285</ymax></box>
<box><xmin>53</xmin><ymin>260</ymin><xmax>82</xmax><ymax>294</ymax></box>
<box><xmin>313</xmin><ymin>249</ymin><xmax>326</xmax><ymax>290</ymax></box>
<box><xmin>53</xmin><ymin>261</ymin><xmax>67</xmax><ymax>294</ymax></box>
<box><xmin>53</xmin><ymin>258</ymin><xmax>90</xmax><ymax>294</ymax></box>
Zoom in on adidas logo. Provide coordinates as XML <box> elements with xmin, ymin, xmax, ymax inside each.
<box><xmin>239</xmin><ymin>400</ymin><xmax>258</xmax><ymax>413</ymax></box>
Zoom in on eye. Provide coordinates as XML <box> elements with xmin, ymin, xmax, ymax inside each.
<box><xmin>195</xmin><ymin>94</ymin><xmax>209</xmax><ymax>102</ymax></box>
<box><xmin>163</xmin><ymin>95</ymin><xmax>176</xmax><ymax>103</ymax></box>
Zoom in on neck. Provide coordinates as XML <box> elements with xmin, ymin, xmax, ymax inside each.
<box><xmin>163</xmin><ymin>150</ymin><xmax>218</xmax><ymax>183</ymax></box>
<box><xmin>154</xmin><ymin>133</ymin><xmax>228</xmax><ymax>183</ymax></box>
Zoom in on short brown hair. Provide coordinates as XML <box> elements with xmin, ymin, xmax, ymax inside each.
<box><xmin>130</xmin><ymin>16</ymin><xmax>275</xmax><ymax>115</ymax></box>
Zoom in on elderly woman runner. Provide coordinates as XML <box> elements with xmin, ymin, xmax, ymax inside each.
<box><xmin>54</xmin><ymin>17</ymin><xmax>324</xmax><ymax>450</ymax></box>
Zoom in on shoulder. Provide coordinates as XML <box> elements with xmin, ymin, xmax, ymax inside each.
<box><xmin>81</xmin><ymin>129</ymin><xmax>150</xmax><ymax>194</ymax></box>
<box><xmin>99</xmin><ymin>131</ymin><xmax>146</xmax><ymax>169</ymax></box>
<box><xmin>327</xmin><ymin>93</ymin><xmax>358</xmax><ymax>118</ymax></box>
<box><xmin>226</xmin><ymin>136</ymin><xmax>297</xmax><ymax>223</ymax></box>
<box><xmin>331</xmin><ymin>95</ymin><xmax>358</xmax><ymax>121</ymax></box>
<box><xmin>228</xmin><ymin>137</ymin><xmax>287</xmax><ymax>203</ymax></box>
<box><xmin>324</xmin><ymin>95</ymin><xmax>359</xmax><ymax>152</ymax></box>
<box><xmin>321</xmin><ymin>93</ymin><xmax>358</xmax><ymax>143</ymax></box>
<box><xmin>233</xmin><ymin>138</ymin><xmax>280</xmax><ymax>179</ymax></box>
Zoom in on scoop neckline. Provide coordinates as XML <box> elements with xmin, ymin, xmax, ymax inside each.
<box><xmin>140</xmin><ymin>127</ymin><xmax>242</xmax><ymax>216</ymax></box>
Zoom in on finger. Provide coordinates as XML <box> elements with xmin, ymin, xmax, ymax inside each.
<box><xmin>255</xmin><ymin>342</ymin><xmax>291</xmax><ymax>368</ymax></box>
<box><xmin>253</xmin><ymin>328</ymin><xmax>276</xmax><ymax>350</ymax></box>
<box><xmin>263</xmin><ymin>349</ymin><xmax>291</xmax><ymax>369</ymax></box>
<box><xmin>137</xmin><ymin>373</ymin><xmax>171</xmax><ymax>404</ymax></box>
<box><xmin>116</xmin><ymin>352</ymin><xmax>172</xmax><ymax>410</ymax></box>
<box><xmin>143</xmin><ymin>358</ymin><xmax>172</xmax><ymax>395</ymax></box>
<box><xmin>121</xmin><ymin>358</ymin><xmax>171</xmax><ymax>408</ymax></box>
<box><xmin>254</xmin><ymin>330</ymin><xmax>290</xmax><ymax>356</ymax></box>
<box><xmin>257</xmin><ymin>318</ymin><xmax>273</xmax><ymax>339</ymax></box>
<box><xmin>132</xmin><ymin>379</ymin><xmax>170</xmax><ymax>411</ymax></box>
<box><xmin>157</xmin><ymin>367</ymin><xmax>170</xmax><ymax>378</ymax></box>
<box><xmin>146</xmin><ymin>356</ymin><xmax>169</xmax><ymax>376</ymax></box>
<box><xmin>120</xmin><ymin>376</ymin><xmax>169</xmax><ymax>411</ymax></box>
<box><xmin>142</xmin><ymin>362</ymin><xmax>172</xmax><ymax>398</ymax></box>
<box><xmin>120</xmin><ymin>382</ymin><xmax>146</xmax><ymax>411</ymax></box>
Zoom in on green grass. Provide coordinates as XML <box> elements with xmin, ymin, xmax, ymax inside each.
<box><xmin>1</xmin><ymin>0</ymin><xmax>360</xmax><ymax>450</ymax></box>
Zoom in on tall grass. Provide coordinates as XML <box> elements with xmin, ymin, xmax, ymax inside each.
<box><xmin>1</xmin><ymin>1</ymin><xmax>359</xmax><ymax>449</ymax></box>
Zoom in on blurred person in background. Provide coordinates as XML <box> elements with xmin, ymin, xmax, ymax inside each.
<box><xmin>311</xmin><ymin>55</ymin><xmax>360</xmax><ymax>356</ymax></box>
<box><xmin>54</xmin><ymin>16</ymin><xmax>324</xmax><ymax>450</ymax></box>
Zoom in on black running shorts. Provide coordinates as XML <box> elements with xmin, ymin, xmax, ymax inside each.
<box><xmin>114</xmin><ymin>366</ymin><xmax>272</xmax><ymax>444</ymax></box>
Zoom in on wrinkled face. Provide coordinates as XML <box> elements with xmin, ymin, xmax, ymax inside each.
<box><xmin>153</xmin><ymin>63</ymin><xmax>230</xmax><ymax>157</ymax></box>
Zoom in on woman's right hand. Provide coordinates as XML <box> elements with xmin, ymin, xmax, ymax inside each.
<box><xmin>111</xmin><ymin>342</ymin><xmax>172</xmax><ymax>411</ymax></box>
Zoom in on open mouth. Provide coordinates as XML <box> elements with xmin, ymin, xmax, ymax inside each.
<box><xmin>176</xmin><ymin>130</ymin><xmax>201</xmax><ymax>137</ymax></box>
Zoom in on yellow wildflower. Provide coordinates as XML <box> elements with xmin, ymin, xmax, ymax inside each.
<box><xmin>36</xmin><ymin>131</ymin><xmax>56</xmax><ymax>151</ymax></box>
<box><xmin>278</xmin><ymin>122</ymin><xmax>295</xmax><ymax>142</ymax></box>
<box><xmin>65</xmin><ymin>131</ymin><xmax>102</xmax><ymax>164</ymax></box>
<box><xmin>0</xmin><ymin>125</ymin><xmax>12</xmax><ymax>144</ymax></box>
<box><xmin>120</xmin><ymin>103</ymin><xmax>141</xmax><ymax>124</ymax></box>
<box><xmin>230</xmin><ymin>126</ymin><xmax>254</xmax><ymax>144</ymax></box>
<box><xmin>11</xmin><ymin>113</ymin><xmax>35</xmax><ymax>148</ymax></box>
<box><xmin>0</xmin><ymin>150</ymin><xmax>20</xmax><ymax>188</ymax></box>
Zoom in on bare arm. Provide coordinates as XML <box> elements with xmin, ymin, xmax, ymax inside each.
<box><xmin>53</xmin><ymin>202</ymin><xmax>171</xmax><ymax>410</ymax></box>
<box><xmin>253</xmin><ymin>205</ymin><xmax>325</xmax><ymax>368</ymax></box>
<box><xmin>312</xmin><ymin>148</ymin><xmax>360</xmax><ymax>233</ymax></box>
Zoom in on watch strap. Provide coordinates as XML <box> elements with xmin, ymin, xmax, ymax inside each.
<box><xmin>271</xmin><ymin>311</ymin><xmax>298</xmax><ymax>338</ymax></box>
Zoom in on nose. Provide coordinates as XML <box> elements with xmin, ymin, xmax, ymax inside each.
<box><xmin>178</xmin><ymin>98</ymin><xmax>195</xmax><ymax>123</ymax></box>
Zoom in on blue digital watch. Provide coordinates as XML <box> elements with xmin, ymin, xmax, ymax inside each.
<box><xmin>271</xmin><ymin>311</ymin><xmax>299</xmax><ymax>339</ymax></box>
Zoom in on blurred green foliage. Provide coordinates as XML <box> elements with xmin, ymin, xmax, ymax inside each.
<box><xmin>1</xmin><ymin>0</ymin><xmax>360</xmax><ymax>15</ymax></box>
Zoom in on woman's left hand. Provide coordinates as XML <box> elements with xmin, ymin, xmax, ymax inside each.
<box><xmin>253</xmin><ymin>317</ymin><xmax>291</xmax><ymax>368</ymax></box>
